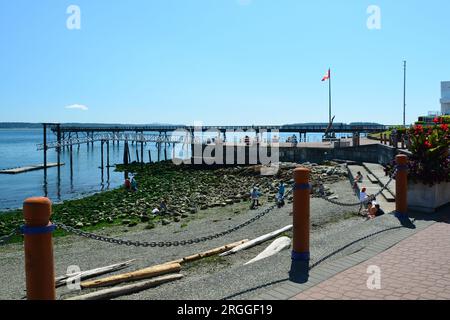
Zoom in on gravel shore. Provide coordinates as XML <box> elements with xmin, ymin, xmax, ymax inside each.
<box><xmin>0</xmin><ymin>179</ymin><xmax>403</xmax><ymax>300</ymax></box>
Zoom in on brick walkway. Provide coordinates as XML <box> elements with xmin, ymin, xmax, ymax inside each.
<box><xmin>291</xmin><ymin>222</ymin><xmax>450</xmax><ymax>300</ymax></box>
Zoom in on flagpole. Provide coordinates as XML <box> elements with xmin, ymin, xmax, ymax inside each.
<box><xmin>328</xmin><ymin>69</ymin><xmax>332</xmax><ymax>125</ymax></box>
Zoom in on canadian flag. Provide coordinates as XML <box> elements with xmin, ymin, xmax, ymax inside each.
<box><xmin>321</xmin><ymin>69</ymin><xmax>330</xmax><ymax>81</ymax></box>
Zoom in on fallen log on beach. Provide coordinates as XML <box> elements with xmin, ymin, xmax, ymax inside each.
<box><xmin>55</xmin><ymin>259</ymin><xmax>135</xmax><ymax>288</ymax></box>
<box><xmin>67</xmin><ymin>274</ymin><xmax>184</xmax><ymax>300</ymax></box>
<box><xmin>165</xmin><ymin>239</ymin><xmax>249</xmax><ymax>265</ymax></box>
<box><xmin>219</xmin><ymin>225</ymin><xmax>292</xmax><ymax>257</ymax></box>
<box><xmin>80</xmin><ymin>262</ymin><xmax>181</xmax><ymax>289</ymax></box>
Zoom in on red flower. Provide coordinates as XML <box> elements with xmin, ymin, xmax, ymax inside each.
<box><xmin>433</xmin><ymin>117</ymin><xmax>439</xmax><ymax>124</ymax></box>
<box><xmin>415</xmin><ymin>125</ymin><xmax>423</xmax><ymax>133</ymax></box>
<box><xmin>441</xmin><ymin>123</ymin><xmax>449</xmax><ymax>131</ymax></box>
<box><xmin>424</xmin><ymin>140</ymin><xmax>432</xmax><ymax>148</ymax></box>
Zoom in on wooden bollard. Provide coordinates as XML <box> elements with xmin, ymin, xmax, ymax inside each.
<box><xmin>395</xmin><ymin>154</ymin><xmax>408</xmax><ymax>218</ymax></box>
<box><xmin>292</xmin><ymin>168</ymin><xmax>310</xmax><ymax>261</ymax></box>
<box><xmin>22</xmin><ymin>197</ymin><xmax>56</xmax><ymax>300</ymax></box>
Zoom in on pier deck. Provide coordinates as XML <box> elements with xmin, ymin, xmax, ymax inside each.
<box><xmin>0</xmin><ymin>163</ymin><xmax>64</xmax><ymax>174</ymax></box>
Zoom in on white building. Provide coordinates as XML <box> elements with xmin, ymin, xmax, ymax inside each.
<box><xmin>441</xmin><ymin>81</ymin><xmax>450</xmax><ymax>115</ymax></box>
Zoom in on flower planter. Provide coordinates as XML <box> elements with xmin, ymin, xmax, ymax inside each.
<box><xmin>407</xmin><ymin>181</ymin><xmax>450</xmax><ymax>213</ymax></box>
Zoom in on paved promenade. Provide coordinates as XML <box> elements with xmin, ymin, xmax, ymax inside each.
<box><xmin>290</xmin><ymin>221</ymin><xmax>450</xmax><ymax>300</ymax></box>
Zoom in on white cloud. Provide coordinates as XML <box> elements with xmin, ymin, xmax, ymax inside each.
<box><xmin>65</xmin><ymin>104</ymin><xmax>88</xmax><ymax>111</ymax></box>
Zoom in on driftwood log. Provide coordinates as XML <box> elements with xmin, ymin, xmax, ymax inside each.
<box><xmin>165</xmin><ymin>239</ymin><xmax>249</xmax><ymax>265</ymax></box>
<box><xmin>55</xmin><ymin>260</ymin><xmax>135</xmax><ymax>288</ymax></box>
<box><xmin>67</xmin><ymin>274</ymin><xmax>183</xmax><ymax>300</ymax></box>
<box><xmin>80</xmin><ymin>262</ymin><xmax>181</xmax><ymax>289</ymax></box>
<box><xmin>219</xmin><ymin>225</ymin><xmax>292</xmax><ymax>257</ymax></box>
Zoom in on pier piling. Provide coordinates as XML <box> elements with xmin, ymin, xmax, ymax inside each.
<box><xmin>140</xmin><ymin>131</ymin><xmax>144</xmax><ymax>164</ymax></box>
<box><xmin>100</xmin><ymin>140</ymin><xmax>104</xmax><ymax>170</ymax></box>
<box><xmin>43</xmin><ymin>124</ymin><xmax>47</xmax><ymax>175</ymax></box>
<box><xmin>106</xmin><ymin>140</ymin><xmax>110</xmax><ymax>168</ymax></box>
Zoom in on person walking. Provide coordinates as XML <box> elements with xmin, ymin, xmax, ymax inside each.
<box><xmin>277</xmin><ymin>182</ymin><xmax>286</xmax><ymax>207</ymax></box>
<box><xmin>250</xmin><ymin>187</ymin><xmax>261</xmax><ymax>209</ymax></box>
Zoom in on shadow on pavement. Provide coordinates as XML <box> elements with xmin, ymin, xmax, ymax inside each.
<box><xmin>407</xmin><ymin>203</ymin><xmax>450</xmax><ymax>225</ymax></box>
<box><xmin>289</xmin><ymin>260</ymin><xmax>309</xmax><ymax>284</ymax></box>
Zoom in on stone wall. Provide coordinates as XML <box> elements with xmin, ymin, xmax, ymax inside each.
<box><xmin>279</xmin><ymin>144</ymin><xmax>403</xmax><ymax>165</ymax></box>
<box><xmin>190</xmin><ymin>143</ymin><xmax>407</xmax><ymax>165</ymax></box>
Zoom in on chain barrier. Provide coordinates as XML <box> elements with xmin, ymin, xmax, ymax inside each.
<box><xmin>1</xmin><ymin>187</ymin><xmax>293</xmax><ymax>248</ymax></box>
<box><xmin>317</xmin><ymin>169</ymin><xmax>397</xmax><ymax>207</ymax></box>
<box><xmin>54</xmin><ymin>187</ymin><xmax>295</xmax><ymax>248</ymax></box>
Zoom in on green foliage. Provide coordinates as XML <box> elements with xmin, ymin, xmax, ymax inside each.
<box><xmin>387</xmin><ymin>119</ymin><xmax>450</xmax><ymax>186</ymax></box>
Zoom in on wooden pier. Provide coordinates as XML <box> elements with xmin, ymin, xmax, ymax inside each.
<box><xmin>0</xmin><ymin>163</ymin><xmax>64</xmax><ymax>174</ymax></box>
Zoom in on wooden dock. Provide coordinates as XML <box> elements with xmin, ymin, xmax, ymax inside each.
<box><xmin>0</xmin><ymin>163</ymin><xmax>64</xmax><ymax>174</ymax></box>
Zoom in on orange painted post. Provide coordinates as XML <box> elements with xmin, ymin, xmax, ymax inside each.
<box><xmin>395</xmin><ymin>154</ymin><xmax>408</xmax><ymax>218</ymax></box>
<box><xmin>292</xmin><ymin>167</ymin><xmax>310</xmax><ymax>261</ymax></box>
<box><xmin>22</xmin><ymin>197</ymin><xmax>56</xmax><ymax>300</ymax></box>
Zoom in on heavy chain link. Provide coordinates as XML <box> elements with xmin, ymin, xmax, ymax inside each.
<box><xmin>54</xmin><ymin>192</ymin><xmax>289</xmax><ymax>248</ymax></box>
<box><xmin>55</xmin><ymin>185</ymin><xmax>294</xmax><ymax>248</ymax></box>
<box><xmin>318</xmin><ymin>169</ymin><xmax>396</xmax><ymax>207</ymax></box>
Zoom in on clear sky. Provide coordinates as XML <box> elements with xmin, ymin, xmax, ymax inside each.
<box><xmin>1</xmin><ymin>0</ymin><xmax>449</xmax><ymax>126</ymax></box>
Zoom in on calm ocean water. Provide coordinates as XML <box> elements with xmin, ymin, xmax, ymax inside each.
<box><xmin>0</xmin><ymin>129</ymin><xmax>158</xmax><ymax>211</ymax></box>
<box><xmin>0</xmin><ymin>128</ymin><xmax>351</xmax><ymax>211</ymax></box>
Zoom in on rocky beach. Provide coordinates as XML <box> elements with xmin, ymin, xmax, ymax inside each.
<box><xmin>0</xmin><ymin>161</ymin><xmax>351</xmax><ymax>242</ymax></box>
<box><xmin>0</xmin><ymin>160</ymin><xmax>370</xmax><ymax>300</ymax></box>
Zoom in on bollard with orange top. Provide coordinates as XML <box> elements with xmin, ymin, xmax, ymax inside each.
<box><xmin>291</xmin><ymin>167</ymin><xmax>310</xmax><ymax>261</ymax></box>
<box><xmin>22</xmin><ymin>197</ymin><xmax>56</xmax><ymax>300</ymax></box>
<box><xmin>394</xmin><ymin>154</ymin><xmax>408</xmax><ymax>218</ymax></box>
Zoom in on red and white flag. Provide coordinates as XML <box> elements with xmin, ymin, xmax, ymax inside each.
<box><xmin>321</xmin><ymin>69</ymin><xmax>330</xmax><ymax>81</ymax></box>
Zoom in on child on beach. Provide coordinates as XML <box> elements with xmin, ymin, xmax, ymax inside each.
<box><xmin>353</xmin><ymin>171</ymin><xmax>363</xmax><ymax>191</ymax></box>
<box><xmin>365</xmin><ymin>201</ymin><xmax>385</xmax><ymax>220</ymax></box>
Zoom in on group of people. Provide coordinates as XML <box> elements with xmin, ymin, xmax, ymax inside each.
<box><xmin>124</xmin><ymin>176</ymin><xmax>138</xmax><ymax>192</ymax></box>
<box><xmin>250</xmin><ymin>182</ymin><xmax>285</xmax><ymax>209</ymax></box>
<box><xmin>354</xmin><ymin>171</ymin><xmax>385</xmax><ymax>220</ymax></box>
<box><xmin>359</xmin><ymin>187</ymin><xmax>385</xmax><ymax>219</ymax></box>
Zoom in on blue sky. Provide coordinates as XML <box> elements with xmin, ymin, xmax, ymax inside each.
<box><xmin>0</xmin><ymin>0</ymin><xmax>449</xmax><ymax>125</ymax></box>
